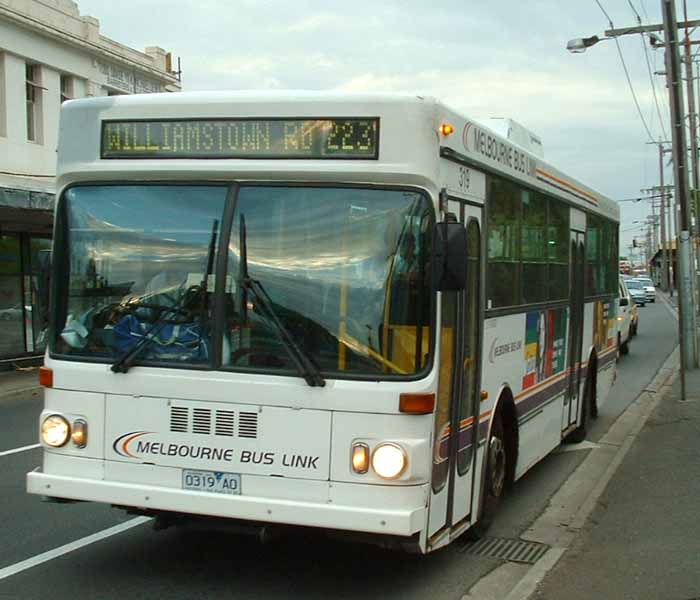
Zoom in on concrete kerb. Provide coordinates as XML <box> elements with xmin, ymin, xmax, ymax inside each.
<box><xmin>462</xmin><ymin>344</ymin><xmax>681</xmax><ymax>600</ymax></box>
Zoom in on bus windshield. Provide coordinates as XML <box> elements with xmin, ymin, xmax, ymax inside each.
<box><xmin>53</xmin><ymin>184</ymin><xmax>434</xmax><ymax>378</ymax></box>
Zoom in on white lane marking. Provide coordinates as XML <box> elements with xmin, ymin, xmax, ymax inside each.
<box><xmin>0</xmin><ymin>517</ymin><xmax>150</xmax><ymax>581</ymax></box>
<box><xmin>0</xmin><ymin>444</ymin><xmax>40</xmax><ymax>457</ymax></box>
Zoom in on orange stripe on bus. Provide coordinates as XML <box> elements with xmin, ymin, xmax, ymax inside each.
<box><xmin>514</xmin><ymin>370</ymin><xmax>568</xmax><ymax>400</ymax></box>
<box><xmin>536</xmin><ymin>168</ymin><xmax>599</xmax><ymax>205</ymax></box>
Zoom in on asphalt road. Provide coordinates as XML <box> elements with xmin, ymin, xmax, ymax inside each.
<box><xmin>0</xmin><ymin>301</ymin><xmax>677</xmax><ymax>600</ymax></box>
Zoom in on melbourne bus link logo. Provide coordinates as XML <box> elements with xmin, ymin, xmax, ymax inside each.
<box><xmin>462</xmin><ymin>122</ymin><xmax>537</xmax><ymax>178</ymax></box>
<box><xmin>113</xmin><ymin>431</ymin><xmax>234</xmax><ymax>462</ymax></box>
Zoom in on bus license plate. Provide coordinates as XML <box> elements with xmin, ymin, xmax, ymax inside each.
<box><xmin>182</xmin><ymin>469</ymin><xmax>241</xmax><ymax>495</ymax></box>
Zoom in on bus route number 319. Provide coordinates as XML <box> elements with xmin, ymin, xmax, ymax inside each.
<box><xmin>182</xmin><ymin>469</ymin><xmax>241</xmax><ymax>495</ymax></box>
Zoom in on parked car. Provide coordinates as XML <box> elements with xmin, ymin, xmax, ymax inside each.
<box><xmin>617</xmin><ymin>277</ymin><xmax>632</xmax><ymax>355</ymax></box>
<box><xmin>633</xmin><ymin>276</ymin><xmax>656</xmax><ymax>302</ymax></box>
<box><xmin>625</xmin><ymin>278</ymin><xmax>647</xmax><ymax>307</ymax></box>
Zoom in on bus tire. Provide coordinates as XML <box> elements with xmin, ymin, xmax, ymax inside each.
<box><xmin>468</xmin><ymin>410</ymin><xmax>508</xmax><ymax>539</ymax></box>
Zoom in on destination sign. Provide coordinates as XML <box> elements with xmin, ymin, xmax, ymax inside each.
<box><xmin>101</xmin><ymin>118</ymin><xmax>379</xmax><ymax>159</ymax></box>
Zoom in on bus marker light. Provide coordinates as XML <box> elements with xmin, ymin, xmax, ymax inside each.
<box><xmin>399</xmin><ymin>393</ymin><xmax>435</xmax><ymax>414</ymax></box>
<box><xmin>439</xmin><ymin>123</ymin><xmax>455</xmax><ymax>136</ymax></box>
<box><xmin>39</xmin><ymin>367</ymin><xmax>53</xmax><ymax>388</ymax></box>
<box><xmin>71</xmin><ymin>419</ymin><xmax>88</xmax><ymax>448</ymax></box>
<box><xmin>351</xmin><ymin>443</ymin><xmax>369</xmax><ymax>474</ymax></box>
<box><xmin>371</xmin><ymin>443</ymin><xmax>407</xmax><ymax>479</ymax></box>
<box><xmin>41</xmin><ymin>414</ymin><xmax>70</xmax><ymax>448</ymax></box>
<box><xmin>480</xmin><ymin>391</ymin><xmax>489</xmax><ymax>401</ymax></box>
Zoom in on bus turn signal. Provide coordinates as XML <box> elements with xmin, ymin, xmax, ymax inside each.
<box><xmin>39</xmin><ymin>366</ymin><xmax>53</xmax><ymax>388</ymax></box>
<box><xmin>399</xmin><ymin>393</ymin><xmax>435</xmax><ymax>414</ymax></box>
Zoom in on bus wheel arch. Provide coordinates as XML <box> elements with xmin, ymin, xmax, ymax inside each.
<box><xmin>567</xmin><ymin>350</ymin><xmax>597</xmax><ymax>443</ymax></box>
<box><xmin>470</xmin><ymin>387</ymin><xmax>518</xmax><ymax>538</ymax></box>
<box><xmin>587</xmin><ymin>350</ymin><xmax>599</xmax><ymax>419</ymax></box>
<box><xmin>498</xmin><ymin>390</ymin><xmax>518</xmax><ymax>491</ymax></box>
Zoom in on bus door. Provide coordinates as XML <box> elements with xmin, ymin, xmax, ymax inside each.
<box><xmin>428</xmin><ymin>199</ymin><xmax>482</xmax><ymax>540</ymax></box>
<box><xmin>565</xmin><ymin>226</ymin><xmax>586</xmax><ymax>430</ymax></box>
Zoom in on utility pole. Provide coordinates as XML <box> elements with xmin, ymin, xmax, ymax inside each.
<box><xmin>662</xmin><ymin>0</ymin><xmax>697</xmax><ymax>389</ymax></box>
<box><xmin>682</xmin><ymin>6</ymin><xmax>700</xmax><ymax>326</ymax></box>
<box><xmin>668</xmin><ymin>189</ymin><xmax>675</xmax><ymax>295</ymax></box>
<box><xmin>650</xmin><ymin>200</ymin><xmax>659</xmax><ymax>254</ymax></box>
<box><xmin>567</xmin><ymin>5</ymin><xmax>700</xmax><ymax>389</ymax></box>
<box><xmin>683</xmin><ymin>5</ymin><xmax>699</xmax><ymax>228</ymax></box>
<box><xmin>646</xmin><ymin>144</ymin><xmax>674</xmax><ymax>291</ymax></box>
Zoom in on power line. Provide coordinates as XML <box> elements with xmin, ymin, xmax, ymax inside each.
<box><xmin>594</xmin><ymin>0</ymin><xmax>614</xmax><ymax>26</ymax></box>
<box><xmin>638</xmin><ymin>0</ymin><xmax>651</xmax><ymax>24</ymax></box>
<box><xmin>626</xmin><ymin>0</ymin><xmax>642</xmax><ymax>22</ymax></box>
<box><xmin>594</xmin><ymin>0</ymin><xmax>657</xmax><ymax>143</ymax></box>
<box><xmin>628</xmin><ymin>3</ymin><xmax>669</xmax><ymax>140</ymax></box>
<box><xmin>614</xmin><ymin>37</ymin><xmax>657</xmax><ymax>142</ymax></box>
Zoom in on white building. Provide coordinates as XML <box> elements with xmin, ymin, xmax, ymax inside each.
<box><xmin>0</xmin><ymin>0</ymin><xmax>181</xmax><ymax>367</ymax></box>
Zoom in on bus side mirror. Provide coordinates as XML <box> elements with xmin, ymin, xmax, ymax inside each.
<box><xmin>434</xmin><ymin>221</ymin><xmax>466</xmax><ymax>291</ymax></box>
<box><xmin>619</xmin><ymin>297</ymin><xmax>629</xmax><ymax>307</ymax></box>
<box><xmin>37</xmin><ymin>249</ymin><xmax>52</xmax><ymax>326</ymax></box>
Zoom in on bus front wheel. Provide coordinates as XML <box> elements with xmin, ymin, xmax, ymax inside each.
<box><xmin>469</xmin><ymin>410</ymin><xmax>508</xmax><ymax>539</ymax></box>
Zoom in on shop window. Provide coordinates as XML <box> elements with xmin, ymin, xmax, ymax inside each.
<box><xmin>0</xmin><ymin>235</ymin><xmax>25</xmax><ymax>357</ymax></box>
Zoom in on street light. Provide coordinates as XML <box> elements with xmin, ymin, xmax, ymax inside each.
<box><xmin>567</xmin><ymin>1</ymin><xmax>700</xmax><ymax>395</ymax></box>
<box><xmin>566</xmin><ymin>35</ymin><xmax>611</xmax><ymax>53</ymax></box>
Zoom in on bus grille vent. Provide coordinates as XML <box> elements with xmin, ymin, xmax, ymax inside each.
<box><xmin>192</xmin><ymin>408</ymin><xmax>212</xmax><ymax>435</ymax></box>
<box><xmin>215</xmin><ymin>410</ymin><xmax>235</xmax><ymax>436</ymax></box>
<box><xmin>238</xmin><ymin>412</ymin><xmax>258</xmax><ymax>439</ymax></box>
<box><xmin>170</xmin><ymin>406</ymin><xmax>256</xmax><ymax>438</ymax></box>
<box><xmin>170</xmin><ymin>406</ymin><xmax>189</xmax><ymax>433</ymax></box>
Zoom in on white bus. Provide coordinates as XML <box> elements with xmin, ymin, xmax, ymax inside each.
<box><xmin>28</xmin><ymin>92</ymin><xmax>620</xmax><ymax>553</ymax></box>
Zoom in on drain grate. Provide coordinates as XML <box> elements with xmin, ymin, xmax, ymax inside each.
<box><xmin>459</xmin><ymin>536</ymin><xmax>549</xmax><ymax>564</ymax></box>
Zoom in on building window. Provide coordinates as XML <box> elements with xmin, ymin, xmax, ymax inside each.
<box><xmin>60</xmin><ymin>74</ymin><xmax>73</xmax><ymax>104</ymax></box>
<box><xmin>26</xmin><ymin>63</ymin><xmax>43</xmax><ymax>142</ymax></box>
<box><xmin>0</xmin><ymin>53</ymin><xmax>6</xmax><ymax>137</ymax></box>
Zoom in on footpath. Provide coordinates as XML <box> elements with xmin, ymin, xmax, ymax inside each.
<box><xmin>532</xmin><ymin>292</ymin><xmax>700</xmax><ymax>600</ymax></box>
<box><xmin>0</xmin><ymin>367</ymin><xmax>41</xmax><ymax>400</ymax></box>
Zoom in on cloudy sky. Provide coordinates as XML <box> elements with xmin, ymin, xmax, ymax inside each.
<box><xmin>77</xmin><ymin>0</ymin><xmax>699</xmax><ymax>260</ymax></box>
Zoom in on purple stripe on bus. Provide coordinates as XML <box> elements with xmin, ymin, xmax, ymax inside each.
<box><xmin>516</xmin><ymin>376</ymin><xmax>568</xmax><ymax>419</ymax></box>
<box><xmin>436</xmin><ymin>350</ymin><xmax>616</xmax><ymax>459</ymax></box>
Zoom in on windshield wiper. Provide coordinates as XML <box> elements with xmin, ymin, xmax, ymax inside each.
<box><xmin>111</xmin><ymin>219</ymin><xmax>219</xmax><ymax>374</ymax></box>
<box><xmin>238</xmin><ymin>214</ymin><xmax>325</xmax><ymax>388</ymax></box>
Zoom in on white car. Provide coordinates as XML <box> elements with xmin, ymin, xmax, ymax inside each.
<box><xmin>617</xmin><ymin>277</ymin><xmax>632</xmax><ymax>355</ymax></box>
<box><xmin>634</xmin><ymin>277</ymin><xmax>656</xmax><ymax>302</ymax></box>
<box><xmin>625</xmin><ymin>279</ymin><xmax>647</xmax><ymax>307</ymax></box>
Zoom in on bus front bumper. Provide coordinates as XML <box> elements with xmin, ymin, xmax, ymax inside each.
<box><xmin>27</xmin><ymin>468</ymin><xmax>427</xmax><ymax>537</ymax></box>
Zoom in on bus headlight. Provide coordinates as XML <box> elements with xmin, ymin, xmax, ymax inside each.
<box><xmin>371</xmin><ymin>443</ymin><xmax>407</xmax><ymax>479</ymax></box>
<box><xmin>41</xmin><ymin>415</ymin><xmax>70</xmax><ymax>448</ymax></box>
